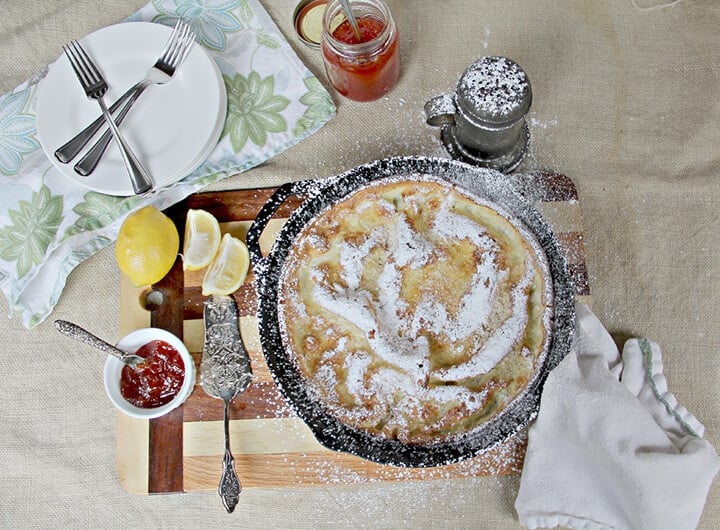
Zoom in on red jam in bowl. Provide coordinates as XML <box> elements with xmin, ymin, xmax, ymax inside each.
<box><xmin>120</xmin><ymin>340</ymin><xmax>185</xmax><ymax>408</ymax></box>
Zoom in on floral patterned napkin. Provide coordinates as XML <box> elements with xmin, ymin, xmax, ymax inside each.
<box><xmin>0</xmin><ymin>0</ymin><xmax>335</xmax><ymax>328</ymax></box>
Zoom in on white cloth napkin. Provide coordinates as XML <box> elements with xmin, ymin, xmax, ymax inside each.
<box><xmin>0</xmin><ymin>0</ymin><xmax>335</xmax><ymax>327</ymax></box>
<box><xmin>515</xmin><ymin>302</ymin><xmax>720</xmax><ymax>530</ymax></box>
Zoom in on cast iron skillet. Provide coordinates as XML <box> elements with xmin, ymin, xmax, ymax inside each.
<box><xmin>246</xmin><ymin>156</ymin><xmax>575</xmax><ymax>467</ymax></box>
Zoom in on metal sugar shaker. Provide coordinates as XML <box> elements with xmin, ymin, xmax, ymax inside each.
<box><xmin>425</xmin><ymin>56</ymin><xmax>532</xmax><ymax>173</ymax></box>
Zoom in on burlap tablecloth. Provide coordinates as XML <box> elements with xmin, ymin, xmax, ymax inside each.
<box><xmin>1</xmin><ymin>1</ymin><xmax>718</xmax><ymax>528</ymax></box>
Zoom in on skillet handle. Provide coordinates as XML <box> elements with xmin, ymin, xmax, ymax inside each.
<box><xmin>246</xmin><ymin>180</ymin><xmax>308</xmax><ymax>276</ymax></box>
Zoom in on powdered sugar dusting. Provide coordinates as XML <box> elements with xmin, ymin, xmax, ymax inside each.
<box><xmin>251</xmin><ymin>155</ymin><xmax>576</xmax><ymax>467</ymax></box>
<box><xmin>459</xmin><ymin>56</ymin><xmax>529</xmax><ymax>118</ymax></box>
<box><xmin>434</xmin><ymin>255</ymin><xmax>534</xmax><ymax>381</ymax></box>
<box><xmin>278</xmin><ymin>174</ymin><xmax>553</xmax><ymax>446</ymax></box>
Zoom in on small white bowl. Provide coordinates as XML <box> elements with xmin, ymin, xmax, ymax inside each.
<box><xmin>104</xmin><ymin>328</ymin><xmax>196</xmax><ymax>419</ymax></box>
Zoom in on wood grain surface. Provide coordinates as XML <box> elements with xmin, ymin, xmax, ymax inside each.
<box><xmin>117</xmin><ymin>172</ymin><xmax>590</xmax><ymax>494</ymax></box>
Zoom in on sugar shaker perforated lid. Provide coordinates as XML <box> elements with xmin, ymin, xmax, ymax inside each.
<box><xmin>456</xmin><ymin>56</ymin><xmax>532</xmax><ymax>128</ymax></box>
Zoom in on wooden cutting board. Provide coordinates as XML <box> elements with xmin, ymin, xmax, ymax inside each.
<box><xmin>117</xmin><ymin>171</ymin><xmax>590</xmax><ymax>494</ymax></box>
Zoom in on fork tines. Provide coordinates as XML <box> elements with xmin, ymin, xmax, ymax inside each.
<box><xmin>157</xmin><ymin>20</ymin><xmax>195</xmax><ymax>75</ymax></box>
<box><xmin>63</xmin><ymin>41</ymin><xmax>105</xmax><ymax>97</ymax></box>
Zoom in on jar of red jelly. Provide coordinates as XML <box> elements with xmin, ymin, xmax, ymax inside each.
<box><xmin>321</xmin><ymin>0</ymin><xmax>400</xmax><ymax>102</ymax></box>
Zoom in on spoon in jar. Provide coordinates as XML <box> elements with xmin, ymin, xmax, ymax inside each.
<box><xmin>339</xmin><ymin>0</ymin><xmax>363</xmax><ymax>42</ymax></box>
<box><xmin>54</xmin><ymin>320</ymin><xmax>146</xmax><ymax>369</ymax></box>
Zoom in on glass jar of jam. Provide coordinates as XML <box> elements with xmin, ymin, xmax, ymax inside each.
<box><xmin>321</xmin><ymin>0</ymin><xmax>400</xmax><ymax>102</ymax></box>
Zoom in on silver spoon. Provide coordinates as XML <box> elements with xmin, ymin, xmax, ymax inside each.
<box><xmin>339</xmin><ymin>0</ymin><xmax>363</xmax><ymax>42</ymax></box>
<box><xmin>54</xmin><ymin>320</ymin><xmax>146</xmax><ymax>368</ymax></box>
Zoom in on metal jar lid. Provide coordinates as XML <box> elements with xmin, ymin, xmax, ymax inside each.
<box><xmin>293</xmin><ymin>0</ymin><xmax>328</xmax><ymax>48</ymax></box>
<box><xmin>456</xmin><ymin>56</ymin><xmax>532</xmax><ymax>129</ymax></box>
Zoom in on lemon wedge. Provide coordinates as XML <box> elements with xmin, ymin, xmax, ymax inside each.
<box><xmin>201</xmin><ymin>233</ymin><xmax>250</xmax><ymax>296</ymax></box>
<box><xmin>115</xmin><ymin>205</ymin><xmax>179</xmax><ymax>287</ymax></box>
<box><xmin>182</xmin><ymin>209</ymin><xmax>222</xmax><ymax>271</ymax></box>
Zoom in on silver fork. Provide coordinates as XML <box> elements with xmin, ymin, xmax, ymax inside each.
<box><xmin>74</xmin><ymin>21</ymin><xmax>195</xmax><ymax>176</ymax></box>
<box><xmin>63</xmin><ymin>40</ymin><xmax>153</xmax><ymax>195</ymax></box>
<box><xmin>55</xmin><ymin>20</ymin><xmax>194</xmax><ymax>175</ymax></box>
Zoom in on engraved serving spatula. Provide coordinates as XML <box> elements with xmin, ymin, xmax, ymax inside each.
<box><xmin>200</xmin><ymin>294</ymin><xmax>253</xmax><ymax>513</ymax></box>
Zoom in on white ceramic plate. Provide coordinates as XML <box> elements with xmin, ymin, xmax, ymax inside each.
<box><xmin>37</xmin><ymin>22</ymin><xmax>227</xmax><ymax>196</ymax></box>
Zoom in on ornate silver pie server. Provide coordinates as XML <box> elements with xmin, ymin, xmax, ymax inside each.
<box><xmin>200</xmin><ymin>294</ymin><xmax>253</xmax><ymax>513</ymax></box>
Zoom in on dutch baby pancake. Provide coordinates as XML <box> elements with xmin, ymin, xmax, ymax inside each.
<box><xmin>278</xmin><ymin>175</ymin><xmax>553</xmax><ymax>445</ymax></box>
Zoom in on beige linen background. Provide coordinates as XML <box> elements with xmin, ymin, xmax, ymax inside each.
<box><xmin>1</xmin><ymin>0</ymin><xmax>719</xmax><ymax>528</ymax></box>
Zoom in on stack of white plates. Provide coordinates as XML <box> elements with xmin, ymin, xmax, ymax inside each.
<box><xmin>36</xmin><ymin>22</ymin><xmax>227</xmax><ymax>196</ymax></box>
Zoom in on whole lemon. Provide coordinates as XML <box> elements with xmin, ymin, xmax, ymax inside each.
<box><xmin>115</xmin><ymin>205</ymin><xmax>180</xmax><ymax>287</ymax></box>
